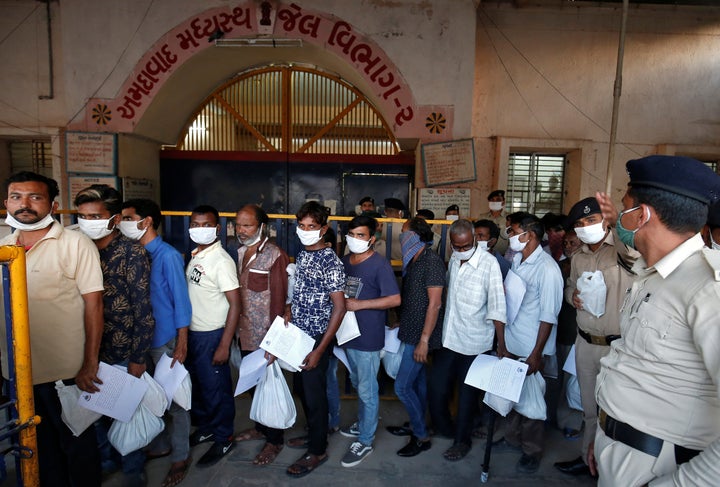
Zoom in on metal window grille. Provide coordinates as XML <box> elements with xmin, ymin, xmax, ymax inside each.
<box><xmin>507</xmin><ymin>153</ymin><xmax>566</xmax><ymax>216</ymax></box>
<box><xmin>10</xmin><ymin>141</ymin><xmax>52</xmax><ymax>176</ymax></box>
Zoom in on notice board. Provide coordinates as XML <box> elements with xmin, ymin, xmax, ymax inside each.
<box><xmin>66</xmin><ymin>132</ymin><xmax>117</xmax><ymax>174</ymax></box>
<box><xmin>421</xmin><ymin>138</ymin><xmax>476</xmax><ymax>187</ymax></box>
<box><xmin>417</xmin><ymin>187</ymin><xmax>471</xmax><ymax>218</ymax></box>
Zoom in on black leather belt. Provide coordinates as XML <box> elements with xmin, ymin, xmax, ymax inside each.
<box><xmin>578</xmin><ymin>328</ymin><xmax>620</xmax><ymax>346</ymax></box>
<box><xmin>598</xmin><ymin>409</ymin><xmax>701</xmax><ymax>465</ymax></box>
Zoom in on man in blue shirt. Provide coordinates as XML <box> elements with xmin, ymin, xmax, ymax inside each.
<box><xmin>121</xmin><ymin>199</ymin><xmax>193</xmax><ymax>487</ymax></box>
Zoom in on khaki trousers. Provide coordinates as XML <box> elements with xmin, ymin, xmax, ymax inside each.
<box><xmin>575</xmin><ymin>335</ymin><xmax>612</xmax><ymax>460</ymax></box>
<box><xmin>504</xmin><ymin>409</ymin><xmax>545</xmax><ymax>458</ymax></box>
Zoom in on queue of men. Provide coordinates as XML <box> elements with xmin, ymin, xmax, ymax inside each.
<box><xmin>2</xmin><ymin>153</ymin><xmax>720</xmax><ymax>486</ymax></box>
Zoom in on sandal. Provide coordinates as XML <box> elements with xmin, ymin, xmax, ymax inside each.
<box><xmin>253</xmin><ymin>442</ymin><xmax>283</xmax><ymax>466</ymax></box>
<box><xmin>286</xmin><ymin>435</ymin><xmax>309</xmax><ymax>449</ymax></box>
<box><xmin>161</xmin><ymin>456</ymin><xmax>192</xmax><ymax>487</ymax></box>
<box><xmin>286</xmin><ymin>453</ymin><xmax>328</xmax><ymax>478</ymax></box>
<box><xmin>443</xmin><ymin>443</ymin><xmax>471</xmax><ymax>461</ymax></box>
<box><xmin>235</xmin><ymin>427</ymin><xmax>266</xmax><ymax>442</ymax></box>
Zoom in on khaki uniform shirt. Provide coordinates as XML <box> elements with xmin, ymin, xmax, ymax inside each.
<box><xmin>0</xmin><ymin>222</ymin><xmax>104</xmax><ymax>384</ymax></box>
<box><xmin>565</xmin><ymin>230</ymin><xmax>638</xmax><ymax>336</ymax></box>
<box><xmin>596</xmin><ymin>234</ymin><xmax>720</xmax><ymax>484</ymax></box>
<box><xmin>483</xmin><ymin>210</ymin><xmax>508</xmax><ymax>256</ymax></box>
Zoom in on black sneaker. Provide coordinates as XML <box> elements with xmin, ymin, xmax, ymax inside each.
<box><xmin>516</xmin><ymin>454</ymin><xmax>540</xmax><ymax>474</ymax></box>
<box><xmin>197</xmin><ymin>440</ymin><xmax>234</xmax><ymax>467</ymax></box>
<box><xmin>189</xmin><ymin>430</ymin><xmax>215</xmax><ymax>447</ymax></box>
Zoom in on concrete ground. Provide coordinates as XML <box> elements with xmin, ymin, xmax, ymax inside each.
<box><xmin>97</xmin><ymin>393</ymin><xmax>597</xmax><ymax>487</ymax></box>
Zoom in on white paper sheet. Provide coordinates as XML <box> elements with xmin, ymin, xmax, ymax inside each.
<box><xmin>333</xmin><ymin>346</ymin><xmax>353</xmax><ymax>374</ymax></box>
<box><xmin>383</xmin><ymin>326</ymin><xmax>401</xmax><ymax>353</ymax></box>
<box><xmin>562</xmin><ymin>344</ymin><xmax>577</xmax><ymax>376</ymax></box>
<box><xmin>260</xmin><ymin>316</ymin><xmax>315</xmax><ymax>372</ymax></box>
<box><xmin>336</xmin><ymin>311</ymin><xmax>361</xmax><ymax>345</ymax></box>
<box><xmin>235</xmin><ymin>349</ymin><xmax>268</xmax><ymax>396</ymax></box>
<box><xmin>77</xmin><ymin>362</ymin><xmax>148</xmax><ymax>422</ymax></box>
<box><xmin>464</xmin><ymin>355</ymin><xmax>528</xmax><ymax>403</ymax></box>
<box><xmin>504</xmin><ymin>270</ymin><xmax>526</xmax><ymax>327</ymax></box>
<box><xmin>153</xmin><ymin>354</ymin><xmax>189</xmax><ymax>408</ymax></box>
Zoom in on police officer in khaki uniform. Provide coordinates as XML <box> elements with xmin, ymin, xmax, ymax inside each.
<box><xmin>554</xmin><ymin>197</ymin><xmax>638</xmax><ymax>476</ymax></box>
<box><xmin>588</xmin><ymin>155</ymin><xmax>720</xmax><ymax>486</ymax></box>
<box><xmin>482</xmin><ymin>190</ymin><xmax>508</xmax><ymax>256</ymax></box>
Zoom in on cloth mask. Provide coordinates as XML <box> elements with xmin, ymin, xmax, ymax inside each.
<box><xmin>78</xmin><ymin>216</ymin><xmax>116</xmax><ymax>240</ymax></box>
<box><xmin>239</xmin><ymin>223</ymin><xmax>264</xmax><ymax>247</ymax></box>
<box><xmin>400</xmin><ymin>231</ymin><xmax>425</xmax><ymax>274</ymax></box>
<box><xmin>489</xmin><ymin>202</ymin><xmax>504</xmax><ymax>212</ymax></box>
<box><xmin>189</xmin><ymin>227</ymin><xmax>217</xmax><ymax>245</ymax></box>
<box><xmin>616</xmin><ymin>206</ymin><xmax>645</xmax><ymax>249</ymax></box>
<box><xmin>446</xmin><ymin>215</ymin><xmax>459</xmax><ymax>221</ymax></box>
<box><xmin>5</xmin><ymin>212</ymin><xmax>55</xmax><ymax>231</ymax></box>
<box><xmin>453</xmin><ymin>243</ymin><xmax>476</xmax><ymax>261</ymax></box>
<box><xmin>477</xmin><ymin>240</ymin><xmax>489</xmax><ymax>251</ymax></box>
<box><xmin>118</xmin><ymin>219</ymin><xmax>147</xmax><ymax>241</ymax></box>
<box><xmin>296</xmin><ymin>227</ymin><xmax>323</xmax><ymax>246</ymax></box>
<box><xmin>346</xmin><ymin>234</ymin><xmax>371</xmax><ymax>254</ymax></box>
<box><xmin>575</xmin><ymin>221</ymin><xmax>606</xmax><ymax>245</ymax></box>
<box><xmin>509</xmin><ymin>232</ymin><xmax>528</xmax><ymax>252</ymax></box>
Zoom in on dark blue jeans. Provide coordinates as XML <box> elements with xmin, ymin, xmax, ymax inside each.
<box><xmin>187</xmin><ymin>328</ymin><xmax>235</xmax><ymax>441</ymax></box>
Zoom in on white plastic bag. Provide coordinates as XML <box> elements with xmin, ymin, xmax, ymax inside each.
<box><xmin>577</xmin><ymin>270</ymin><xmax>607</xmax><ymax>318</ymax></box>
<box><xmin>249</xmin><ymin>361</ymin><xmax>296</xmax><ymax>429</ymax></box>
<box><xmin>230</xmin><ymin>339</ymin><xmax>243</xmax><ymax>370</ymax></box>
<box><xmin>566</xmin><ymin>374</ymin><xmax>583</xmax><ymax>411</ymax></box>
<box><xmin>513</xmin><ymin>372</ymin><xmax>547</xmax><ymax>420</ymax></box>
<box><xmin>108</xmin><ymin>403</ymin><xmax>165</xmax><ymax>456</ymax></box>
<box><xmin>336</xmin><ymin>311</ymin><xmax>361</xmax><ymax>345</ymax></box>
<box><xmin>173</xmin><ymin>374</ymin><xmax>192</xmax><ymax>411</ymax></box>
<box><xmin>141</xmin><ymin>372</ymin><xmax>168</xmax><ymax>417</ymax></box>
<box><xmin>483</xmin><ymin>392</ymin><xmax>514</xmax><ymax>417</ymax></box>
<box><xmin>56</xmin><ymin>380</ymin><xmax>102</xmax><ymax>437</ymax></box>
<box><xmin>382</xmin><ymin>342</ymin><xmax>405</xmax><ymax>380</ymax></box>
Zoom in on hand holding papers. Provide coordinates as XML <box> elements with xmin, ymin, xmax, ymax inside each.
<box><xmin>77</xmin><ymin>362</ymin><xmax>148</xmax><ymax>422</ymax></box>
<box><xmin>153</xmin><ymin>354</ymin><xmax>189</xmax><ymax>408</ymax></box>
<box><xmin>260</xmin><ymin>316</ymin><xmax>315</xmax><ymax>372</ymax></box>
<box><xmin>464</xmin><ymin>355</ymin><xmax>528</xmax><ymax>403</ymax></box>
<box><xmin>235</xmin><ymin>349</ymin><xmax>268</xmax><ymax>396</ymax></box>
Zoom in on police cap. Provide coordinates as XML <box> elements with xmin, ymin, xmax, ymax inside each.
<box><xmin>626</xmin><ymin>155</ymin><xmax>720</xmax><ymax>205</ymax></box>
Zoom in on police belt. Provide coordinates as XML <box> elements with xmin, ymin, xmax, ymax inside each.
<box><xmin>598</xmin><ymin>409</ymin><xmax>701</xmax><ymax>465</ymax></box>
<box><xmin>578</xmin><ymin>328</ymin><xmax>620</xmax><ymax>346</ymax></box>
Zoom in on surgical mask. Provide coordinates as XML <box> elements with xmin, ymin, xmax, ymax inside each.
<box><xmin>489</xmin><ymin>202</ymin><xmax>504</xmax><ymax>212</ymax></box>
<box><xmin>5</xmin><ymin>212</ymin><xmax>55</xmax><ymax>231</ymax></box>
<box><xmin>712</xmin><ymin>234</ymin><xmax>720</xmax><ymax>251</ymax></box>
<box><xmin>453</xmin><ymin>243</ymin><xmax>476</xmax><ymax>261</ymax></box>
<box><xmin>346</xmin><ymin>234</ymin><xmax>371</xmax><ymax>254</ymax></box>
<box><xmin>189</xmin><ymin>227</ymin><xmax>217</xmax><ymax>245</ymax></box>
<box><xmin>574</xmin><ymin>221</ymin><xmax>606</xmax><ymax>245</ymax></box>
<box><xmin>118</xmin><ymin>219</ymin><xmax>147</xmax><ymax>240</ymax></box>
<box><xmin>616</xmin><ymin>206</ymin><xmax>644</xmax><ymax>249</ymax></box>
<box><xmin>477</xmin><ymin>240</ymin><xmax>489</xmax><ymax>251</ymax></box>
<box><xmin>296</xmin><ymin>227</ymin><xmax>323</xmax><ymax>246</ymax></box>
<box><xmin>239</xmin><ymin>223</ymin><xmax>263</xmax><ymax>247</ymax></box>
<box><xmin>509</xmin><ymin>232</ymin><xmax>528</xmax><ymax>252</ymax></box>
<box><xmin>78</xmin><ymin>216</ymin><xmax>116</xmax><ymax>240</ymax></box>
<box><xmin>446</xmin><ymin>214</ymin><xmax>459</xmax><ymax>221</ymax></box>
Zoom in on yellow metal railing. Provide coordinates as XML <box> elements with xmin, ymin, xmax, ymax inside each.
<box><xmin>0</xmin><ymin>245</ymin><xmax>40</xmax><ymax>487</ymax></box>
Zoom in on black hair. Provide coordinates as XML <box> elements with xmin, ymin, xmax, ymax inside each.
<box><xmin>191</xmin><ymin>204</ymin><xmax>220</xmax><ymax>225</ymax></box>
<box><xmin>5</xmin><ymin>171</ymin><xmax>59</xmax><ymax>201</ymax></box>
<box><xmin>349</xmin><ymin>215</ymin><xmax>378</xmax><ymax>234</ymax></box>
<box><xmin>415</xmin><ymin>209</ymin><xmax>435</xmax><ymax>220</ymax></box>
<box><xmin>407</xmin><ymin>217</ymin><xmax>434</xmax><ymax>243</ymax></box>
<box><xmin>122</xmin><ymin>198</ymin><xmax>162</xmax><ymax>230</ymax></box>
<box><xmin>474</xmin><ymin>219</ymin><xmax>500</xmax><ymax>240</ymax></box>
<box><xmin>74</xmin><ymin>184</ymin><xmax>122</xmax><ymax>215</ymax></box>
<box><xmin>628</xmin><ymin>186</ymin><xmax>707</xmax><ymax>234</ymax></box>
<box><xmin>359</xmin><ymin>196</ymin><xmax>374</xmax><ymax>205</ymax></box>
<box><xmin>296</xmin><ymin>201</ymin><xmax>329</xmax><ymax>226</ymax></box>
<box><xmin>508</xmin><ymin>211</ymin><xmax>544</xmax><ymax>241</ymax></box>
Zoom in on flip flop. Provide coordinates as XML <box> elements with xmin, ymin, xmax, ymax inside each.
<box><xmin>253</xmin><ymin>442</ymin><xmax>283</xmax><ymax>466</ymax></box>
<box><xmin>161</xmin><ymin>456</ymin><xmax>192</xmax><ymax>487</ymax></box>
<box><xmin>286</xmin><ymin>453</ymin><xmax>328</xmax><ymax>478</ymax></box>
<box><xmin>286</xmin><ymin>435</ymin><xmax>309</xmax><ymax>449</ymax></box>
<box><xmin>235</xmin><ymin>428</ymin><xmax>266</xmax><ymax>442</ymax></box>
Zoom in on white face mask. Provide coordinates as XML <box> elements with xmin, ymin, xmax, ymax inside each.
<box><xmin>509</xmin><ymin>232</ymin><xmax>528</xmax><ymax>252</ymax></box>
<box><xmin>5</xmin><ymin>212</ymin><xmax>55</xmax><ymax>231</ymax></box>
<box><xmin>453</xmin><ymin>244</ymin><xmax>476</xmax><ymax>261</ymax></box>
<box><xmin>574</xmin><ymin>221</ymin><xmax>606</xmax><ymax>245</ymax></box>
<box><xmin>118</xmin><ymin>219</ymin><xmax>147</xmax><ymax>241</ymax></box>
<box><xmin>296</xmin><ymin>227</ymin><xmax>323</xmax><ymax>246</ymax></box>
<box><xmin>477</xmin><ymin>240</ymin><xmax>489</xmax><ymax>251</ymax></box>
<box><xmin>239</xmin><ymin>223</ymin><xmax>264</xmax><ymax>247</ymax></box>
<box><xmin>489</xmin><ymin>202</ymin><xmax>504</xmax><ymax>212</ymax></box>
<box><xmin>446</xmin><ymin>214</ymin><xmax>459</xmax><ymax>221</ymax></box>
<box><xmin>346</xmin><ymin>234</ymin><xmax>371</xmax><ymax>254</ymax></box>
<box><xmin>78</xmin><ymin>216</ymin><xmax>116</xmax><ymax>240</ymax></box>
<box><xmin>189</xmin><ymin>227</ymin><xmax>217</xmax><ymax>245</ymax></box>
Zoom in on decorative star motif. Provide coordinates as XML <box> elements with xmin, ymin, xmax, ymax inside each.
<box><xmin>425</xmin><ymin>112</ymin><xmax>445</xmax><ymax>134</ymax></box>
<box><xmin>92</xmin><ymin>104</ymin><xmax>112</xmax><ymax>125</ymax></box>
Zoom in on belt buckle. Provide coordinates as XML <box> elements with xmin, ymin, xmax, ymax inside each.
<box><xmin>599</xmin><ymin>409</ymin><xmax>609</xmax><ymax>433</ymax></box>
<box><xmin>591</xmin><ymin>335</ymin><xmax>606</xmax><ymax>346</ymax></box>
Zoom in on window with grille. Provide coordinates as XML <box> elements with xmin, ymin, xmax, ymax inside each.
<box><xmin>10</xmin><ymin>140</ymin><xmax>53</xmax><ymax>176</ymax></box>
<box><xmin>701</xmin><ymin>159</ymin><xmax>719</xmax><ymax>174</ymax></box>
<box><xmin>506</xmin><ymin>153</ymin><xmax>566</xmax><ymax>217</ymax></box>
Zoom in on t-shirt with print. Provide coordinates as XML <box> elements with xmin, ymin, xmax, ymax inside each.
<box><xmin>398</xmin><ymin>247</ymin><xmax>445</xmax><ymax>348</ymax></box>
<box><xmin>292</xmin><ymin>247</ymin><xmax>346</xmax><ymax>338</ymax></box>
<box><xmin>341</xmin><ymin>252</ymin><xmax>400</xmax><ymax>351</ymax></box>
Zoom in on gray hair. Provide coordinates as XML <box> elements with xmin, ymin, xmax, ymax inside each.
<box><xmin>449</xmin><ymin>219</ymin><xmax>474</xmax><ymax>237</ymax></box>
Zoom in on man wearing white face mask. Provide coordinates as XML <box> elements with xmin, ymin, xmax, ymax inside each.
<box><xmin>74</xmin><ymin>184</ymin><xmax>155</xmax><ymax>485</ymax></box>
<box><xmin>483</xmin><ymin>190</ymin><xmax>508</xmax><ymax>256</ymax></box>
<box><xmin>554</xmin><ymin>197</ymin><xmax>638</xmax><ymax>478</ymax></box>
<box><xmin>428</xmin><ymin>219</ymin><xmax>506</xmax><ymax>462</ymax></box>
<box><xmin>184</xmin><ymin>205</ymin><xmax>240</xmax><ymax>467</ymax></box>
<box><xmin>120</xmin><ymin>198</ymin><xmax>193</xmax><ymax>485</ymax></box>
<box><xmin>338</xmin><ymin>215</ymin><xmax>400</xmax><ymax>467</ymax></box>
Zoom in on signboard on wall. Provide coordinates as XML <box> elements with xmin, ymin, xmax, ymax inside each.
<box><xmin>66</xmin><ymin>132</ymin><xmax>117</xmax><ymax>174</ymax></box>
<box><xmin>421</xmin><ymin>138</ymin><xmax>476</xmax><ymax>187</ymax></box>
<box><xmin>68</xmin><ymin>176</ymin><xmax>120</xmax><ymax>204</ymax></box>
<box><xmin>416</xmin><ymin>187</ymin><xmax>471</xmax><ymax>219</ymax></box>
<box><xmin>122</xmin><ymin>177</ymin><xmax>156</xmax><ymax>201</ymax></box>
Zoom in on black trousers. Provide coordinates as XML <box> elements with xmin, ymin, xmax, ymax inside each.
<box><xmin>292</xmin><ymin>337</ymin><xmax>330</xmax><ymax>456</ymax></box>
